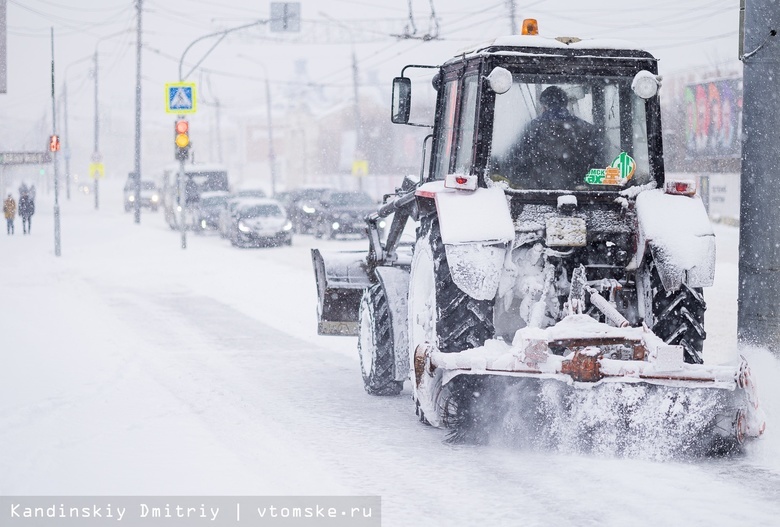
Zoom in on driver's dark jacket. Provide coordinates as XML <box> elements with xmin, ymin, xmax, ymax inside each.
<box><xmin>502</xmin><ymin>107</ymin><xmax>606</xmax><ymax>190</ymax></box>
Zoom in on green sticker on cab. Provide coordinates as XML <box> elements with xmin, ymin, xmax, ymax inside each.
<box><xmin>585</xmin><ymin>152</ymin><xmax>636</xmax><ymax>186</ymax></box>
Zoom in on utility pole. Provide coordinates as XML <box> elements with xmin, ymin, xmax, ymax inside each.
<box><xmin>92</xmin><ymin>49</ymin><xmax>100</xmax><ymax>209</ymax></box>
<box><xmin>507</xmin><ymin>0</ymin><xmax>518</xmax><ymax>34</ymax></box>
<box><xmin>133</xmin><ymin>0</ymin><xmax>143</xmax><ymax>224</ymax></box>
<box><xmin>351</xmin><ymin>49</ymin><xmax>362</xmax><ymax>192</ymax></box>
<box><xmin>63</xmin><ymin>81</ymin><xmax>70</xmax><ymax>200</ymax></box>
<box><xmin>738</xmin><ymin>0</ymin><xmax>780</xmax><ymax>352</ymax></box>
<box><xmin>50</xmin><ymin>28</ymin><xmax>61</xmax><ymax>257</ymax></box>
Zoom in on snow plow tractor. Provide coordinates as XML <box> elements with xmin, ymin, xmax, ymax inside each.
<box><xmin>311</xmin><ymin>27</ymin><xmax>765</xmax><ymax>454</ymax></box>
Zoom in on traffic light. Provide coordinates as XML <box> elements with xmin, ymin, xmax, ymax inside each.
<box><xmin>49</xmin><ymin>135</ymin><xmax>61</xmax><ymax>152</ymax></box>
<box><xmin>174</xmin><ymin>119</ymin><xmax>190</xmax><ymax>161</ymax></box>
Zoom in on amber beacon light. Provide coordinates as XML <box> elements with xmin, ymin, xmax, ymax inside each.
<box><xmin>521</xmin><ymin>18</ymin><xmax>538</xmax><ymax>35</ymax></box>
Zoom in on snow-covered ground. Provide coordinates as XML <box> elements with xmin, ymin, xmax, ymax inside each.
<box><xmin>1</xmin><ymin>179</ymin><xmax>779</xmax><ymax>526</ymax></box>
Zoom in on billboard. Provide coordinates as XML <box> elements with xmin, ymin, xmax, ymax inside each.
<box><xmin>683</xmin><ymin>78</ymin><xmax>742</xmax><ymax>158</ymax></box>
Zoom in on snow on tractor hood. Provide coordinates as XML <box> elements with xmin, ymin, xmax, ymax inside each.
<box><xmin>415</xmin><ymin>181</ymin><xmax>514</xmax><ymax>245</ymax></box>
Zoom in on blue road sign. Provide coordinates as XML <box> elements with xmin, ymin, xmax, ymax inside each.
<box><xmin>165</xmin><ymin>82</ymin><xmax>197</xmax><ymax>114</ymax></box>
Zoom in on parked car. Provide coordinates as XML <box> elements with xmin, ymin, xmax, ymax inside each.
<box><xmin>275</xmin><ymin>186</ymin><xmax>331</xmax><ymax>234</ymax></box>
<box><xmin>192</xmin><ymin>191</ymin><xmax>231</xmax><ymax>232</ymax></box>
<box><xmin>124</xmin><ymin>179</ymin><xmax>160</xmax><ymax>212</ymax></box>
<box><xmin>228</xmin><ymin>199</ymin><xmax>293</xmax><ymax>247</ymax></box>
<box><xmin>312</xmin><ymin>190</ymin><xmax>378</xmax><ymax>239</ymax></box>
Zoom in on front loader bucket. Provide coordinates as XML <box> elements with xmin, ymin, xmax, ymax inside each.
<box><xmin>311</xmin><ymin>249</ymin><xmax>372</xmax><ymax>336</ymax></box>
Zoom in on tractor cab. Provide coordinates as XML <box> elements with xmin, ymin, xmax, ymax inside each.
<box><xmin>393</xmin><ymin>34</ymin><xmax>664</xmax><ymax>196</ymax></box>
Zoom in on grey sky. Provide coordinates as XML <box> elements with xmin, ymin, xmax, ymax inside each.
<box><xmin>0</xmin><ymin>0</ymin><xmax>740</xmax><ymax>162</ymax></box>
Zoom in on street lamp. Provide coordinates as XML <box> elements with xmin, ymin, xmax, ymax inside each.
<box><xmin>237</xmin><ymin>54</ymin><xmax>278</xmax><ymax>196</ymax></box>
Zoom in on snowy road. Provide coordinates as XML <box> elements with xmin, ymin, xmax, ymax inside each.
<box><xmin>1</xmin><ymin>180</ymin><xmax>779</xmax><ymax>526</ymax></box>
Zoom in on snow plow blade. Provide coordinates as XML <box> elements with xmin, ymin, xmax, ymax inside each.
<box><xmin>415</xmin><ymin>315</ymin><xmax>766</xmax><ymax>454</ymax></box>
<box><xmin>311</xmin><ymin>249</ymin><xmax>371</xmax><ymax>336</ymax></box>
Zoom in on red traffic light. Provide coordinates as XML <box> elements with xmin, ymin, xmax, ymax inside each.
<box><xmin>49</xmin><ymin>135</ymin><xmax>61</xmax><ymax>152</ymax></box>
<box><xmin>175</xmin><ymin>120</ymin><xmax>189</xmax><ymax>134</ymax></box>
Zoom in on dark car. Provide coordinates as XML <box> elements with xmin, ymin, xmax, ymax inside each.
<box><xmin>275</xmin><ymin>187</ymin><xmax>331</xmax><ymax>234</ymax></box>
<box><xmin>228</xmin><ymin>199</ymin><xmax>292</xmax><ymax>247</ymax></box>
<box><xmin>312</xmin><ymin>190</ymin><xmax>378</xmax><ymax>239</ymax></box>
<box><xmin>192</xmin><ymin>191</ymin><xmax>231</xmax><ymax>232</ymax></box>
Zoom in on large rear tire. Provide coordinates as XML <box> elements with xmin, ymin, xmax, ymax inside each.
<box><xmin>417</xmin><ymin>216</ymin><xmax>495</xmax><ymax>354</ymax></box>
<box><xmin>642</xmin><ymin>257</ymin><xmax>706</xmax><ymax>364</ymax></box>
<box><xmin>358</xmin><ymin>283</ymin><xmax>403</xmax><ymax>396</ymax></box>
<box><xmin>408</xmin><ymin>215</ymin><xmax>495</xmax><ymax>428</ymax></box>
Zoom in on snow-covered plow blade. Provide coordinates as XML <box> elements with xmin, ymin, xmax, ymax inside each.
<box><xmin>415</xmin><ymin>316</ymin><xmax>766</xmax><ymax>454</ymax></box>
<box><xmin>311</xmin><ymin>249</ymin><xmax>371</xmax><ymax>336</ymax></box>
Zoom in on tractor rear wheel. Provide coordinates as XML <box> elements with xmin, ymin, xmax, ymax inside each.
<box><xmin>642</xmin><ymin>257</ymin><xmax>706</xmax><ymax>364</ymax></box>
<box><xmin>413</xmin><ymin>216</ymin><xmax>494</xmax><ymax>355</ymax></box>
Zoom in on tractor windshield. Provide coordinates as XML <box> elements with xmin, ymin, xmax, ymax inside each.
<box><xmin>488</xmin><ymin>73</ymin><xmax>652</xmax><ymax>191</ymax></box>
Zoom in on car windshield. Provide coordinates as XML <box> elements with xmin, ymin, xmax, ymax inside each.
<box><xmin>487</xmin><ymin>73</ymin><xmax>651</xmax><ymax>191</ymax></box>
<box><xmin>297</xmin><ymin>188</ymin><xmax>329</xmax><ymax>201</ymax></box>
<box><xmin>201</xmin><ymin>196</ymin><xmax>228</xmax><ymax>208</ymax></box>
<box><xmin>188</xmin><ymin>171</ymin><xmax>229</xmax><ymax>192</ymax></box>
<box><xmin>329</xmin><ymin>192</ymin><xmax>373</xmax><ymax>207</ymax></box>
<box><xmin>236</xmin><ymin>190</ymin><xmax>266</xmax><ymax>198</ymax></box>
<box><xmin>241</xmin><ymin>204</ymin><xmax>283</xmax><ymax>218</ymax></box>
<box><xmin>141</xmin><ymin>181</ymin><xmax>156</xmax><ymax>190</ymax></box>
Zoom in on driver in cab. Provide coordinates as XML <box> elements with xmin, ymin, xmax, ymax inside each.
<box><xmin>497</xmin><ymin>86</ymin><xmax>606</xmax><ymax>190</ymax></box>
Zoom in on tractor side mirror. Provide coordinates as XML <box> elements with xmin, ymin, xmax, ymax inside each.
<box><xmin>391</xmin><ymin>77</ymin><xmax>412</xmax><ymax>124</ymax></box>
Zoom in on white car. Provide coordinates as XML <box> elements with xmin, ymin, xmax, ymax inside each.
<box><xmin>124</xmin><ymin>179</ymin><xmax>160</xmax><ymax>212</ymax></box>
<box><xmin>228</xmin><ymin>199</ymin><xmax>293</xmax><ymax>248</ymax></box>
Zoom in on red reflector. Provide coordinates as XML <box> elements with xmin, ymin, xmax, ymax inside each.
<box><xmin>665</xmin><ymin>179</ymin><xmax>696</xmax><ymax>196</ymax></box>
<box><xmin>455</xmin><ymin>176</ymin><xmax>468</xmax><ymax>185</ymax></box>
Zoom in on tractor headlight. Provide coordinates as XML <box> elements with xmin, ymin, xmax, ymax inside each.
<box><xmin>283</xmin><ymin>221</ymin><xmax>293</xmax><ymax>231</ymax></box>
<box><xmin>332</xmin><ymin>222</ymin><xmax>340</xmax><ymax>231</ymax></box>
<box><xmin>128</xmin><ymin>195</ymin><xmax>135</xmax><ymax>202</ymax></box>
<box><xmin>151</xmin><ymin>194</ymin><xmax>159</xmax><ymax>202</ymax></box>
<box><xmin>238</xmin><ymin>221</ymin><xmax>251</xmax><ymax>233</ymax></box>
<box><xmin>378</xmin><ymin>220</ymin><xmax>387</xmax><ymax>229</ymax></box>
<box><xmin>201</xmin><ymin>220</ymin><xmax>207</xmax><ymax>229</ymax></box>
<box><xmin>302</xmin><ymin>204</ymin><xmax>316</xmax><ymax>214</ymax></box>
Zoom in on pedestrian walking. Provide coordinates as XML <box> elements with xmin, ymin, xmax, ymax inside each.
<box><xmin>3</xmin><ymin>193</ymin><xmax>15</xmax><ymax>235</ymax></box>
<box><xmin>18</xmin><ymin>191</ymin><xmax>34</xmax><ymax>235</ymax></box>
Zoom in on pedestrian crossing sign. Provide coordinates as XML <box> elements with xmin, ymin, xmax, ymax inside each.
<box><xmin>89</xmin><ymin>162</ymin><xmax>105</xmax><ymax>179</ymax></box>
<box><xmin>165</xmin><ymin>82</ymin><xmax>197</xmax><ymax>114</ymax></box>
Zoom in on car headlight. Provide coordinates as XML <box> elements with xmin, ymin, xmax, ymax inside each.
<box><xmin>302</xmin><ymin>204</ymin><xmax>316</xmax><ymax>214</ymax></box>
<box><xmin>151</xmin><ymin>194</ymin><xmax>159</xmax><ymax>202</ymax></box>
<box><xmin>238</xmin><ymin>221</ymin><xmax>251</xmax><ymax>233</ymax></box>
<box><xmin>283</xmin><ymin>221</ymin><xmax>292</xmax><ymax>231</ymax></box>
<box><xmin>331</xmin><ymin>222</ymin><xmax>340</xmax><ymax>230</ymax></box>
<box><xmin>176</xmin><ymin>205</ymin><xmax>182</xmax><ymax>212</ymax></box>
<box><xmin>128</xmin><ymin>195</ymin><xmax>135</xmax><ymax>202</ymax></box>
<box><xmin>201</xmin><ymin>220</ymin><xmax>207</xmax><ymax>229</ymax></box>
